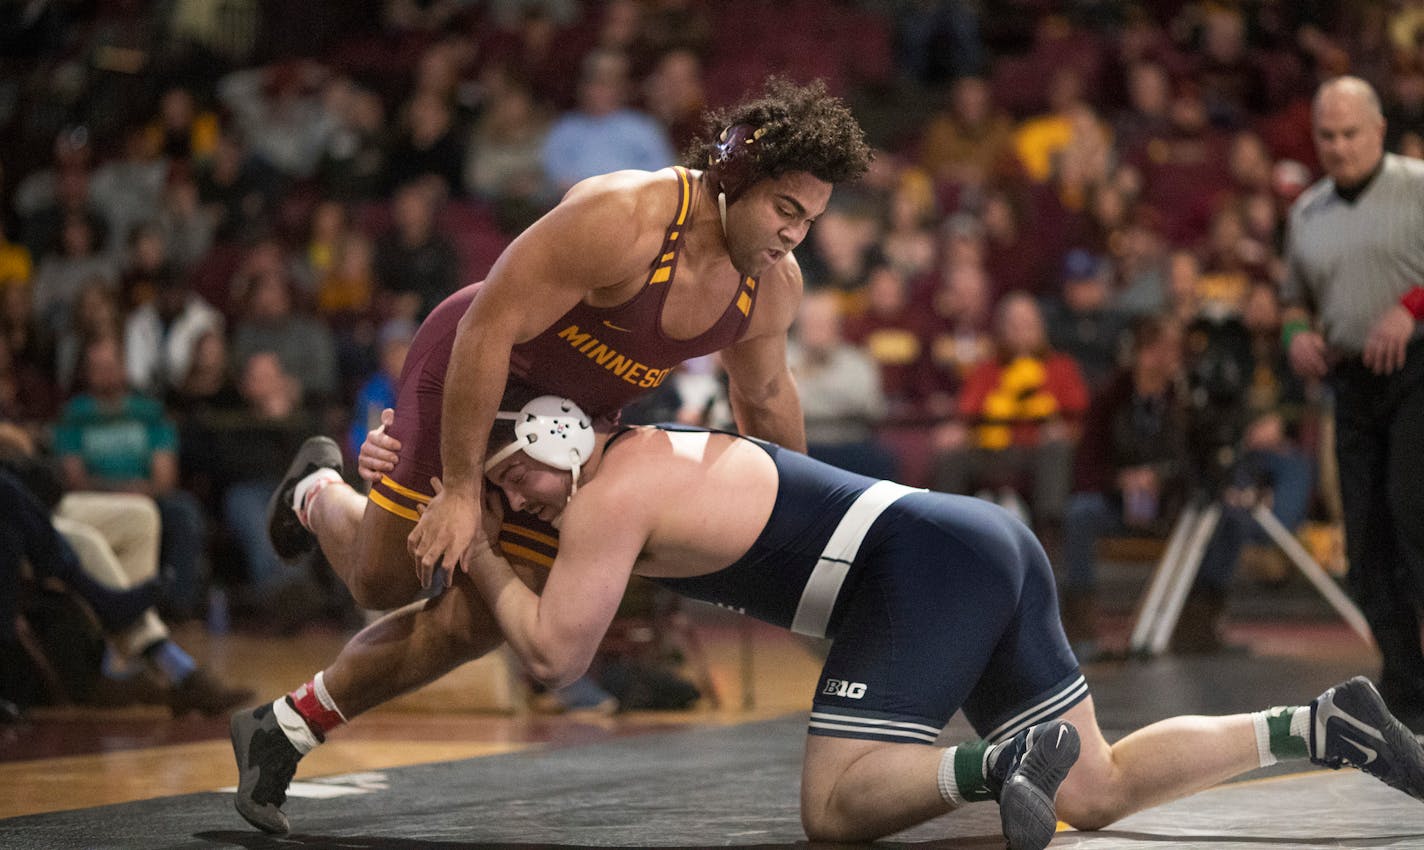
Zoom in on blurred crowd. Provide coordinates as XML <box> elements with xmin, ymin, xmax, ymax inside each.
<box><xmin>0</xmin><ymin>0</ymin><xmax>1421</xmax><ymax>656</ymax></box>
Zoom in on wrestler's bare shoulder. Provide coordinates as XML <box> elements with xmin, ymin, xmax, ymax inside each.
<box><xmin>595</xmin><ymin>427</ymin><xmax>764</xmax><ymax>492</ymax></box>
<box><xmin>560</xmin><ymin>168</ymin><xmax>689</xmax><ymax>237</ymax></box>
<box><xmin>762</xmin><ymin>251</ymin><xmax>806</xmax><ymax>299</ymax></box>
<box><xmin>500</xmin><ymin>169</ymin><xmax>690</xmax><ymax>288</ymax></box>
<box><xmin>744</xmin><ymin>250</ymin><xmax>806</xmax><ymax>336</ymax></box>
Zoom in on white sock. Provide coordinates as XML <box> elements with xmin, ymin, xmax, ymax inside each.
<box><xmin>273</xmin><ymin>697</ymin><xmax>322</xmax><ymax>755</ymax></box>
<box><xmin>312</xmin><ymin>670</ymin><xmax>348</xmax><ymax>723</ymax></box>
<box><xmin>293</xmin><ymin>468</ymin><xmax>343</xmax><ymax>528</ymax></box>
<box><xmin>938</xmin><ymin>746</ymin><xmax>964</xmax><ymax>805</ymax></box>
<box><xmin>1251</xmin><ymin>711</ymin><xmax>1276</xmax><ymax>767</ymax></box>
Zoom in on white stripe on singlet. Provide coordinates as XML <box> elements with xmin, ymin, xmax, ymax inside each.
<box><xmin>984</xmin><ymin>674</ymin><xmax>1089</xmax><ymax>742</ymax></box>
<box><xmin>807</xmin><ymin>711</ymin><xmax>942</xmax><ymax>743</ymax></box>
<box><xmin>789</xmin><ymin>480</ymin><xmax>923</xmax><ymax>638</ymax></box>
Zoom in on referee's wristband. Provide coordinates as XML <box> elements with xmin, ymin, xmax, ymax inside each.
<box><xmin>1281</xmin><ymin>318</ymin><xmax>1310</xmax><ymax>350</ymax></box>
<box><xmin>1402</xmin><ymin>286</ymin><xmax>1424</xmax><ymax>320</ymax></box>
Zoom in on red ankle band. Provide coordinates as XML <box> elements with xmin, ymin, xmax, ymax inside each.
<box><xmin>289</xmin><ymin>679</ymin><xmax>344</xmax><ymax>737</ymax></box>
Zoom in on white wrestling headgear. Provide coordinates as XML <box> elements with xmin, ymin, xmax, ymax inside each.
<box><xmin>484</xmin><ymin>396</ymin><xmax>595</xmax><ymax>496</ymax></box>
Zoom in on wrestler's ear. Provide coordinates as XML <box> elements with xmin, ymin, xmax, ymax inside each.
<box><xmin>476</xmin><ymin>487</ymin><xmax>505</xmax><ymax>551</ymax></box>
<box><xmin>482</xmin><ymin>488</ymin><xmax>505</xmax><ymax>518</ymax></box>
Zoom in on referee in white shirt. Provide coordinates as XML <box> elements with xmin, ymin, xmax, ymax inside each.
<box><xmin>1283</xmin><ymin>75</ymin><xmax>1424</xmax><ymax>729</ymax></box>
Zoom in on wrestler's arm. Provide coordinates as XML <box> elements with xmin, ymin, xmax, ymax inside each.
<box><xmin>409</xmin><ymin>174</ymin><xmax>664</xmax><ymax>575</ymax></box>
<box><xmin>719</xmin><ymin>255</ymin><xmax>807</xmax><ymax>451</ymax></box>
<box><xmin>467</xmin><ymin>473</ymin><xmax>652</xmax><ymax>687</ymax></box>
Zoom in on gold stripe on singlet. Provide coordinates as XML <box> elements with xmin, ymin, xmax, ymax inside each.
<box><xmin>378</xmin><ymin>475</ymin><xmax>433</xmax><ymax>503</ymax></box>
<box><xmin>736</xmin><ymin>276</ymin><xmax>758</xmax><ymax>316</ymax></box>
<box><xmin>647</xmin><ymin>168</ymin><xmax>693</xmax><ymax>286</ymax></box>
<box><xmin>370</xmin><ymin>489</ymin><xmax>420</xmax><ymax>522</ymax></box>
<box><xmin>674</xmin><ymin>166</ymin><xmax>690</xmax><ymax>225</ymax></box>
<box><xmin>497</xmin><ymin>542</ymin><xmax>555</xmax><ymax>568</ymax></box>
<box><xmin>500</xmin><ymin>522</ymin><xmax>559</xmax><ymax>548</ymax></box>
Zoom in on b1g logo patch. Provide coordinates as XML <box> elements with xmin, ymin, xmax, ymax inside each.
<box><xmin>822</xmin><ymin>679</ymin><xmax>867</xmax><ymax>699</ymax></box>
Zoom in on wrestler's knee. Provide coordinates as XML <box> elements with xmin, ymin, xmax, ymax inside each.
<box><xmin>1054</xmin><ymin>764</ymin><xmax>1123</xmax><ymax>831</ymax></box>
<box><xmin>349</xmin><ymin>512</ymin><xmax>423</xmax><ymax>609</ymax></box>
<box><xmin>344</xmin><ymin>548</ymin><xmax>421</xmax><ymax>610</ymax></box>
<box><xmin>431</xmin><ymin>576</ymin><xmax>505</xmax><ymax>657</ymax></box>
<box><xmin>797</xmin><ymin>736</ymin><xmax>887</xmax><ymax>844</ymax></box>
<box><xmin>347</xmin><ymin>570</ymin><xmax>419</xmax><ymax>611</ymax></box>
<box><xmin>801</xmin><ymin>804</ymin><xmax>872</xmax><ymax>844</ymax></box>
<box><xmin>1047</xmin><ymin>700</ymin><xmax>1124</xmax><ymax>830</ymax></box>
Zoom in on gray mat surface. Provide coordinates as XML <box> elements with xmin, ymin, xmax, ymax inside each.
<box><xmin>6</xmin><ymin>654</ymin><xmax>1424</xmax><ymax>849</ymax></box>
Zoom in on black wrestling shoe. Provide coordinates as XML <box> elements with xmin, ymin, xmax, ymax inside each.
<box><xmin>266</xmin><ymin>437</ymin><xmax>342</xmax><ymax>560</ymax></box>
<box><xmin>996</xmin><ymin>720</ymin><xmax>1081</xmax><ymax>850</ymax></box>
<box><xmin>231</xmin><ymin>703</ymin><xmax>304</xmax><ymax>834</ymax></box>
<box><xmin>1310</xmin><ymin>676</ymin><xmax>1424</xmax><ymax>802</ymax></box>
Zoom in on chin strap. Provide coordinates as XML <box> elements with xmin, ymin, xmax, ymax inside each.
<box><xmin>483</xmin><ymin>438</ymin><xmax>524</xmax><ymax>474</ymax></box>
<box><xmin>718</xmin><ymin>190</ymin><xmax>728</xmax><ymax>235</ymax></box>
<box><xmin>568</xmin><ymin>461</ymin><xmax>581</xmax><ymax>502</ymax></box>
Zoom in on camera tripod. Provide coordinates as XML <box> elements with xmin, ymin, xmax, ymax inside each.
<box><xmin>1127</xmin><ymin>486</ymin><xmax>1373</xmax><ymax>657</ymax></box>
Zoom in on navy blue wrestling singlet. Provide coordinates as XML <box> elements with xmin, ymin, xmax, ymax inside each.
<box><xmin>632</xmin><ymin>427</ymin><xmax>1087</xmax><ymax>746</ymax></box>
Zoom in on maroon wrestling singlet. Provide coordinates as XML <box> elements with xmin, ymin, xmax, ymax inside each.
<box><xmin>370</xmin><ymin>166</ymin><xmax>760</xmax><ymax>565</ymax></box>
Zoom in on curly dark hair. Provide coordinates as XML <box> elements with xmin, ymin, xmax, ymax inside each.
<box><xmin>683</xmin><ymin>76</ymin><xmax>872</xmax><ymax>186</ymax></box>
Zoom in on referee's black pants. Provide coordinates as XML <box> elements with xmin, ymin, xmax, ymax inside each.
<box><xmin>1332</xmin><ymin>338</ymin><xmax>1424</xmax><ymax>716</ymax></box>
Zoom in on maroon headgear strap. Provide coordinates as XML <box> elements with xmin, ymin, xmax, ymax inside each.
<box><xmin>706</xmin><ymin>123</ymin><xmax>767</xmax><ymax>206</ymax></box>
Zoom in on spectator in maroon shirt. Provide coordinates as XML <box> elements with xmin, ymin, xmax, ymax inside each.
<box><xmin>1113</xmin><ymin>61</ymin><xmax>1175</xmax><ymax>158</ymax></box>
<box><xmin>921</xmin><ymin>260</ymin><xmax>994</xmax><ymax>419</ymax></box>
<box><xmin>1123</xmin><ymin>80</ymin><xmax>1234</xmax><ymax>247</ymax></box>
<box><xmin>982</xmin><ymin>187</ymin><xmax>1051</xmax><ymax>299</ymax></box>
<box><xmin>842</xmin><ymin>259</ymin><xmax>936</xmax><ymax>422</ymax></box>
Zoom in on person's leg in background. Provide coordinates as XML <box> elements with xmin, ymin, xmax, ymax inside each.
<box><xmin>1171</xmin><ymin>500</ymin><xmax>1250</xmax><ymax>654</ymax></box>
<box><xmin>0</xmin><ymin>471</ymin><xmax>155</xmax><ymax>632</ymax></box>
<box><xmin>1030</xmin><ymin>438</ymin><xmax>1075</xmax><ymax>561</ymax></box>
<box><xmin>153</xmin><ymin>489</ymin><xmax>209</xmax><ymax>621</ymax></box>
<box><xmin>54</xmin><ymin>494</ymin><xmax>253</xmax><ymax>716</ymax></box>
<box><xmin>229</xmin><ymin>476</ymin><xmax>354</xmax><ymax>631</ymax></box>
<box><xmin>1333</xmin><ymin>364</ymin><xmax>1424</xmax><ymax>726</ymax></box>
<box><xmin>53</xmin><ymin>511</ymin><xmax>168</xmax><ymax>668</ymax></box>
<box><xmin>1060</xmin><ymin>492</ymin><xmax>1122</xmax><ymax>657</ymax></box>
<box><xmin>1254</xmin><ymin>448</ymin><xmax>1313</xmax><ymax>538</ymax></box>
<box><xmin>1382</xmin><ymin>350</ymin><xmax>1424</xmax><ymax>728</ymax></box>
<box><xmin>222</xmin><ymin>481</ymin><xmax>286</xmax><ymax>594</ymax></box>
<box><xmin>1233</xmin><ymin>446</ymin><xmax>1314</xmax><ymax>584</ymax></box>
<box><xmin>0</xmin><ymin>471</ymin><xmax>158</xmax><ymax>712</ymax></box>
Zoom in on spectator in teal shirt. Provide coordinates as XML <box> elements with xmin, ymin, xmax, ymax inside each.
<box><xmin>55</xmin><ymin>336</ymin><xmax>207</xmax><ymax>620</ymax></box>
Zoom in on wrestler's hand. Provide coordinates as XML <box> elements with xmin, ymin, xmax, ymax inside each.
<box><xmin>1363</xmin><ymin>304</ymin><xmax>1415</xmax><ymax>375</ymax></box>
<box><xmin>1287</xmin><ymin>329</ymin><xmax>1328</xmax><ymax>380</ymax></box>
<box><xmin>409</xmin><ymin>476</ymin><xmax>481</xmax><ymax>587</ymax></box>
<box><xmin>358</xmin><ymin>408</ymin><xmax>401</xmax><ymax>483</ymax></box>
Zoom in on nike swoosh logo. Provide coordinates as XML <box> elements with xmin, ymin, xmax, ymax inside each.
<box><xmin>1342</xmin><ymin>735</ymin><xmax>1379</xmax><ymax>764</ymax></box>
<box><xmin>602</xmin><ymin>320</ymin><xmax>632</xmax><ymax>332</ymax></box>
<box><xmin>1315</xmin><ymin>695</ymin><xmax>1385</xmax><ymax>760</ymax></box>
<box><xmin>1056</xmin><ymin>725</ymin><xmax>1069</xmax><ymax>747</ymax></box>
